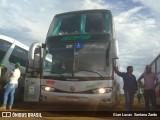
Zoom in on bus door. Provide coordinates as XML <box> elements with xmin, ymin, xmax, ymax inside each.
<box><xmin>24</xmin><ymin>43</ymin><xmax>43</xmax><ymax>102</ymax></box>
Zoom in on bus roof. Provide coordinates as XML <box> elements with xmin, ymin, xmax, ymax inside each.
<box><xmin>0</xmin><ymin>34</ymin><xmax>29</xmax><ymax>51</ymax></box>
<box><xmin>55</xmin><ymin>9</ymin><xmax>111</xmax><ymax>17</ymax></box>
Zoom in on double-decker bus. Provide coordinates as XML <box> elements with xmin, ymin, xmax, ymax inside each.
<box><xmin>24</xmin><ymin>9</ymin><xmax>121</xmax><ymax>107</ymax></box>
<box><xmin>0</xmin><ymin>34</ymin><xmax>28</xmax><ymax>99</ymax></box>
<box><xmin>150</xmin><ymin>54</ymin><xmax>160</xmax><ymax>105</ymax></box>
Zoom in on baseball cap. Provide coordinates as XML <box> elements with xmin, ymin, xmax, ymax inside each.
<box><xmin>0</xmin><ymin>63</ymin><xmax>4</xmax><ymax>67</ymax></box>
<box><xmin>15</xmin><ymin>62</ymin><xmax>21</xmax><ymax>67</ymax></box>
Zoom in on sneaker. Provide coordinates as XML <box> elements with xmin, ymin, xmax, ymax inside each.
<box><xmin>0</xmin><ymin>106</ymin><xmax>6</xmax><ymax>110</ymax></box>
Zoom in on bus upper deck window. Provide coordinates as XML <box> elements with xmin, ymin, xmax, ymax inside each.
<box><xmin>85</xmin><ymin>12</ymin><xmax>108</xmax><ymax>33</ymax></box>
<box><xmin>58</xmin><ymin>15</ymin><xmax>81</xmax><ymax>35</ymax></box>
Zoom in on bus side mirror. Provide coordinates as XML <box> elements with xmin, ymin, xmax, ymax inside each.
<box><xmin>27</xmin><ymin>42</ymin><xmax>44</xmax><ymax>78</ymax></box>
<box><xmin>111</xmin><ymin>40</ymin><xmax>119</xmax><ymax>59</ymax></box>
<box><xmin>28</xmin><ymin>42</ymin><xmax>42</xmax><ymax>60</ymax></box>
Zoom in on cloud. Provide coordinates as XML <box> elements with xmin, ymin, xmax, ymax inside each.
<box><xmin>114</xmin><ymin>6</ymin><xmax>160</xmax><ymax>77</ymax></box>
<box><xmin>0</xmin><ymin>27</ymin><xmax>37</xmax><ymax>46</ymax></box>
<box><xmin>0</xmin><ymin>0</ymin><xmax>111</xmax><ymax>43</ymax></box>
<box><xmin>133</xmin><ymin>0</ymin><xmax>160</xmax><ymax>12</ymax></box>
<box><xmin>0</xmin><ymin>0</ymin><xmax>54</xmax><ymax>42</ymax></box>
<box><xmin>114</xmin><ymin>6</ymin><xmax>144</xmax><ymax>23</ymax></box>
<box><xmin>82</xmin><ymin>0</ymin><xmax>110</xmax><ymax>9</ymax></box>
<box><xmin>133</xmin><ymin>0</ymin><xmax>160</xmax><ymax>28</ymax></box>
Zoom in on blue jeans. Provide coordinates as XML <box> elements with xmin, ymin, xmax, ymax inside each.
<box><xmin>144</xmin><ymin>90</ymin><xmax>157</xmax><ymax>111</ymax></box>
<box><xmin>2</xmin><ymin>83</ymin><xmax>18</xmax><ymax>107</ymax></box>
<box><xmin>124</xmin><ymin>91</ymin><xmax>135</xmax><ymax>111</ymax></box>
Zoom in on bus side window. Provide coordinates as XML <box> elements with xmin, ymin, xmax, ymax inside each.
<box><xmin>9</xmin><ymin>46</ymin><xmax>28</xmax><ymax>67</ymax></box>
<box><xmin>0</xmin><ymin>39</ymin><xmax>12</xmax><ymax>62</ymax></box>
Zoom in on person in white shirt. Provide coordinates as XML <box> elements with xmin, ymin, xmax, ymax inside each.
<box><xmin>0</xmin><ymin>62</ymin><xmax>21</xmax><ymax>110</ymax></box>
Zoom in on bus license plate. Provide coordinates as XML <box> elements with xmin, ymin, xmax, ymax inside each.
<box><xmin>67</xmin><ymin>97</ymin><xmax>79</xmax><ymax>102</ymax></box>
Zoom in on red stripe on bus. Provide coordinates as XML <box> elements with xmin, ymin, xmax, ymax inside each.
<box><xmin>46</xmin><ymin>80</ymin><xmax>55</xmax><ymax>85</ymax></box>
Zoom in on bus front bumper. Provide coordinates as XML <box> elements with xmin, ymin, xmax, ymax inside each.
<box><xmin>40</xmin><ymin>91</ymin><xmax>117</xmax><ymax>107</ymax></box>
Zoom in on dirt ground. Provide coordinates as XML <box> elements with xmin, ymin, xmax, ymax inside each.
<box><xmin>0</xmin><ymin>99</ymin><xmax>159</xmax><ymax>120</ymax></box>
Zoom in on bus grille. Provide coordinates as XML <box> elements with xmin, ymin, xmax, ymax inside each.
<box><xmin>53</xmin><ymin>89</ymin><xmax>94</xmax><ymax>94</ymax></box>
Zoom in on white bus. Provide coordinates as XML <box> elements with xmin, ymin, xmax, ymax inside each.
<box><xmin>0</xmin><ymin>34</ymin><xmax>29</xmax><ymax>99</ymax></box>
<box><xmin>24</xmin><ymin>9</ymin><xmax>121</xmax><ymax>107</ymax></box>
<box><xmin>150</xmin><ymin>54</ymin><xmax>160</xmax><ymax>105</ymax></box>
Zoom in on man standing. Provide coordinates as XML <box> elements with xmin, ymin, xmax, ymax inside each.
<box><xmin>0</xmin><ymin>63</ymin><xmax>7</xmax><ymax>104</ymax></box>
<box><xmin>138</xmin><ymin>65</ymin><xmax>158</xmax><ymax>111</ymax></box>
<box><xmin>114</xmin><ymin>66</ymin><xmax>138</xmax><ymax>111</ymax></box>
<box><xmin>0</xmin><ymin>62</ymin><xmax>21</xmax><ymax>110</ymax></box>
<box><xmin>0</xmin><ymin>63</ymin><xmax>7</xmax><ymax>80</ymax></box>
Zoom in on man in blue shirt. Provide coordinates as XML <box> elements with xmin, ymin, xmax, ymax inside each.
<box><xmin>114</xmin><ymin>66</ymin><xmax>138</xmax><ymax>111</ymax></box>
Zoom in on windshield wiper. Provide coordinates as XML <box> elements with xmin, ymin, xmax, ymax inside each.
<box><xmin>75</xmin><ymin>70</ymin><xmax>105</xmax><ymax>80</ymax></box>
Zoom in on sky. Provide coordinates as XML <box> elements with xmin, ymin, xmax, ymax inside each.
<box><xmin>0</xmin><ymin>0</ymin><xmax>160</xmax><ymax>80</ymax></box>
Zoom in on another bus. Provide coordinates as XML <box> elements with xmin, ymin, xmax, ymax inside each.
<box><xmin>24</xmin><ymin>9</ymin><xmax>121</xmax><ymax>107</ymax></box>
<box><xmin>150</xmin><ymin>54</ymin><xmax>160</xmax><ymax>105</ymax></box>
<box><xmin>0</xmin><ymin>34</ymin><xmax>29</xmax><ymax>99</ymax></box>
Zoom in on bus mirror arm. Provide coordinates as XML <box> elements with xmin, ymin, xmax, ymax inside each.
<box><xmin>42</xmin><ymin>43</ymin><xmax>46</xmax><ymax>48</ymax></box>
<box><xmin>28</xmin><ymin>42</ymin><xmax>43</xmax><ymax>60</ymax></box>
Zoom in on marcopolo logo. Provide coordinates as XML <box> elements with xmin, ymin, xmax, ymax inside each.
<box><xmin>70</xmin><ymin>86</ymin><xmax>75</xmax><ymax>92</ymax></box>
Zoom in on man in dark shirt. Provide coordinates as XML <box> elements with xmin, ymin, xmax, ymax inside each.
<box><xmin>0</xmin><ymin>63</ymin><xmax>7</xmax><ymax>78</ymax></box>
<box><xmin>114</xmin><ymin>66</ymin><xmax>138</xmax><ymax>111</ymax></box>
<box><xmin>0</xmin><ymin>63</ymin><xmax>7</xmax><ymax>105</ymax></box>
<box><xmin>0</xmin><ymin>63</ymin><xmax>7</xmax><ymax>86</ymax></box>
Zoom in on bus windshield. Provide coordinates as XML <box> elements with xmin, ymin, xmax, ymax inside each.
<box><xmin>48</xmin><ymin>11</ymin><xmax>112</xmax><ymax>36</ymax></box>
<box><xmin>43</xmin><ymin>10</ymin><xmax>113</xmax><ymax>79</ymax></box>
<box><xmin>43</xmin><ymin>41</ymin><xmax>111</xmax><ymax>78</ymax></box>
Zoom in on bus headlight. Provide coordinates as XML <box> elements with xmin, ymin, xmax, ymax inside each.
<box><xmin>99</xmin><ymin>88</ymin><xmax>106</xmax><ymax>93</ymax></box>
<box><xmin>92</xmin><ymin>88</ymin><xmax>112</xmax><ymax>94</ymax></box>
<box><xmin>42</xmin><ymin>86</ymin><xmax>55</xmax><ymax>92</ymax></box>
